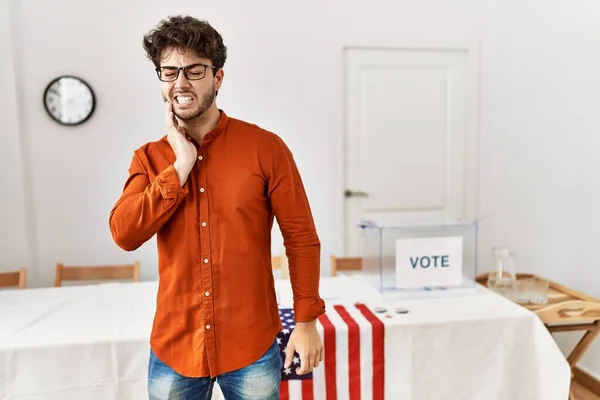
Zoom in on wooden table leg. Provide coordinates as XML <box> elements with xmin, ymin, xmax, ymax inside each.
<box><xmin>566</xmin><ymin>329</ymin><xmax>599</xmax><ymax>368</ymax></box>
<box><xmin>568</xmin><ymin>330</ymin><xmax>599</xmax><ymax>400</ymax></box>
<box><xmin>548</xmin><ymin>322</ymin><xmax>600</xmax><ymax>399</ymax></box>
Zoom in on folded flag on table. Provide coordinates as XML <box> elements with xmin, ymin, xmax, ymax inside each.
<box><xmin>277</xmin><ymin>303</ymin><xmax>384</xmax><ymax>400</ymax></box>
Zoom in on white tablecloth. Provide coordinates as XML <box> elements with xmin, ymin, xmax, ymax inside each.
<box><xmin>0</xmin><ymin>276</ymin><xmax>570</xmax><ymax>400</ymax></box>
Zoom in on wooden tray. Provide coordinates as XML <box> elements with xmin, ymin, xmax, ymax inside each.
<box><xmin>476</xmin><ymin>272</ymin><xmax>600</xmax><ymax>326</ymax></box>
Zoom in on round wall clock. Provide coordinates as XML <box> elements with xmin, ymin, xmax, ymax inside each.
<box><xmin>43</xmin><ymin>75</ymin><xmax>96</xmax><ymax>126</ymax></box>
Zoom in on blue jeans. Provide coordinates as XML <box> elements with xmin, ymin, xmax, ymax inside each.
<box><xmin>147</xmin><ymin>339</ymin><xmax>282</xmax><ymax>400</ymax></box>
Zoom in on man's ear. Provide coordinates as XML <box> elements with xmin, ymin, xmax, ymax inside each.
<box><xmin>214</xmin><ymin>68</ymin><xmax>224</xmax><ymax>93</ymax></box>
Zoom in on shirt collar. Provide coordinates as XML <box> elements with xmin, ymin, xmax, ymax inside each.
<box><xmin>200</xmin><ymin>109</ymin><xmax>229</xmax><ymax>147</ymax></box>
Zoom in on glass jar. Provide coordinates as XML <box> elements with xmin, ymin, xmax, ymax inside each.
<box><xmin>486</xmin><ymin>247</ymin><xmax>517</xmax><ymax>299</ymax></box>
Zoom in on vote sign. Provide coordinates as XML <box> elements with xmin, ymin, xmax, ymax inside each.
<box><xmin>395</xmin><ymin>236</ymin><xmax>463</xmax><ymax>289</ymax></box>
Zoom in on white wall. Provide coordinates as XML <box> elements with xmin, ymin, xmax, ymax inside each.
<box><xmin>0</xmin><ymin>0</ymin><xmax>30</xmax><ymax>272</ymax></box>
<box><xmin>480</xmin><ymin>0</ymin><xmax>600</xmax><ymax>377</ymax></box>
<box><xmin>5</xmin><ymin>0</ymin><xmax>492</xmax><ymax>286</ymax></box>
<box><xmin>3</xmin><ymin>0</ymin><xmax>600</xmax><ymax>378</ymax></box>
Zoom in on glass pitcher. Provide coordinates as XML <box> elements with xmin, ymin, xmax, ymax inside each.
<box><xmin>486</xmin><ymin>247</ymin><xmax>517</xmax><ymax>298</ymax></box>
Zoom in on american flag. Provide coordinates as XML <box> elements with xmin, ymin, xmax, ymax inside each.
<box><xmin>277</xmin><ymin>303</ymin><xmax>385</xmax><ymax>400</ymax></box>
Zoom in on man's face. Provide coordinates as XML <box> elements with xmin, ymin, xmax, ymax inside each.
<box><xmin>159</xmin><ymin>47</ymin><xmax>223</xmax><ymax>121</ymax></box>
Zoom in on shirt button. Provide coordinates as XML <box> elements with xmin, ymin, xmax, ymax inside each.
<box><xmin>200</xmin><ymin>188</ymin><xmax>205</xmax><ymax>193</ymax></box>
<box><xmin>201</xmin><ymin>222</ymin><xmax>207</xmax><ymax>227</ymax></box>
<box><xmin>205</xmin><ymin>291</ymin><xmax>210</xmax><ymax>296</ymax></box>
<box><xmin>206</xmin><ymin>325</ymin><xmax>211</xmax><ymax>329</ymax></box>
<box><xmin>198</xmin><ymin>155</ymin><xmax>203</xmax><ymax>161</ymax></box>
<box><xmin>204</xmin><ymin>258</ymin><xmax>209</xmax><ymax>264</ymax></box>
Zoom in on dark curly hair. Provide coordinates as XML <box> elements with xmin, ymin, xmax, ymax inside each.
<box><xmin>142</xmin><ymin>15</ymin><xmax>227</xmax><ymax>73</ymax></box>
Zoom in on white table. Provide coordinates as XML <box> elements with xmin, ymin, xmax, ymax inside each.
<box><xmin>0</xmin><ymin>276</ymin><xmax>570</xmax><ymax>399</ymax></box>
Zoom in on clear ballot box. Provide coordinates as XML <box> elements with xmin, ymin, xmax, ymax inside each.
<box><xmin>359</xmin><ymin>221</ymin><xmax>478</xmax><ymax>300</ymax></box>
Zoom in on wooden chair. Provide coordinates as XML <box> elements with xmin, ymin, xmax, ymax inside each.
<box><xmin>0</xmin><ymin>267</ymin><xmax>27</xmax><ymax>289</ymax></box>
<box><xmin>330</xmin><ymin>255</ymin><xmax>362</xmax><ymax>276</ymax></box>
<box><xmin>272</xmin><ymin>254</ymin><xmax>289</xmax><ymax>279</ymax></box>
<box><xmin>54</xmin><ymin>261</ymin><xmax>140</xmax><ymax>287</ymax></box>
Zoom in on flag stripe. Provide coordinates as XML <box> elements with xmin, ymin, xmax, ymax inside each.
<box><xmin>288</xmin><ymin>381</ymin><xmax>303</xmax><ymax>400</ymax></box>
<box><xmin>356</xmin><ymin>303</ymin><xmax>385</xmax><ymax>400</ymax></box>
<box><xmin>344</xmin><ymin>303</ymin><xmax>374</xmax><ymax>400</ymax></box>
<box><xmin>302</xmin><ymin>378</ymin><xmax>314</xmax><ymax>399</ymax></box>
<box><xmin>318</xmin><ymin>313</ymin><xmax>338</xmax><ymax>400</ymax></box>
<box><xmin>327</xmin><ymin>309</ymin><xmax>349</xmax><ymax>400</ymax></box>
<box><xmin>334</xmin><ymin>305</ymin><xmax>361</xmax><ymax>400</ymax></box>
<box><xmin>313</xmin><ymin>319</ymin><xmax>326</xmax><ymax>399</ymax></box>
<box><xmin>280</xmin><ymin>379</ymin><xmax>289</xmax><ymax>400</ymax></box>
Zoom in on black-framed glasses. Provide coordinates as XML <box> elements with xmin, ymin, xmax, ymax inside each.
<box><xmin>155</xmin><ymin>62</ymin><xmax>216</xmax><ymax>82</ymax></box>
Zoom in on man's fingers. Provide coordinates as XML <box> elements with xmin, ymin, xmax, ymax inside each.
<box><xmin>165</xmin><ymin>102</ymin><xmax>182</xmax><ymax>133</ymax></box>
<box><xmin>296</xmin><ymin>361</ymin><xmax>308</xmax><ymax>375</ymax></box>
<box><xmin>309</xmin><ymin>348</ymin><xmax>322</xmax><ymax>370</ymax></box>
<box><xmin>165</xmin><ymin>102</ymin><xmax>174</xmax><ymax>127</ymax></box>
<box><xmin>284</xmin><ymin>344</ymin><xmax>294</xmax><ymax>369</ymax></box>
<box><xmin>296</xmin><ymin>351</ymin><xmax>306</xmax><ymax>374</ymax></box>
<box><xmin>296</xmin><ymin>352</ymin><xmax>317</xmax><ymax>375</ymax></box>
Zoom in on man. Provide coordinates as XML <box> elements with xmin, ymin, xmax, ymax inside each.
<box><xmin>109</xmin><ymin>15</ymin><xmax>325</xmax><ymax>400</ymax></box>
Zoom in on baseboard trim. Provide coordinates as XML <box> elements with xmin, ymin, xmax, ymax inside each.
<box><xmin>574</xmin><ymin>366</ymin><xmax>600</xmax><ymax>395</ymax></box>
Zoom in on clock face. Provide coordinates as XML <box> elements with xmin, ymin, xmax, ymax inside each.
<box><xmin>44</xmin><ymin>76</ymin><xmax>95</xmax><ymax>126</ymax></box>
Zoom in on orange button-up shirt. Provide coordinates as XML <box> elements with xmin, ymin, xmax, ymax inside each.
<box><xmin>109</xmin><ymin>111</ymin><xmax>325</xmax><ymax>378</ymax></box>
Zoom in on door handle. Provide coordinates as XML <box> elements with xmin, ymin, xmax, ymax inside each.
<box><xmin>344</xmin><ymin>189</ymin><xmax>369</xmax><ymax>198</ymax></box>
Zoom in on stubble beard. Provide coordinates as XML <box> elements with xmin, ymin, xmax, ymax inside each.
<box><xmin>173</xmin><ymin>83</ymin><xmax>216</xmax><ymax>121</ymax></box>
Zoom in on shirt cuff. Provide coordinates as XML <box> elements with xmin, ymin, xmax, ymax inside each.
<box><xmin>156</xmin><ymin>165</ymin><xmax>188</xmax><ymax>200</ymax></box>
<box><xmin>293</xmin><ymin>297</ymin><xmax>326</xmax><ymax>322</ymax></box>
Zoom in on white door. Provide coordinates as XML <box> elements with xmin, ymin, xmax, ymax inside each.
<box><xmin>343</xmin><ymin>45</ymin><xmax>479</xmax><ymax>255</ymax></box>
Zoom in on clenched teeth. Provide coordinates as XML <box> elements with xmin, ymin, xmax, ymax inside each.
<box><xmin>176</xmin><ymin>96</ymin><xmax>193</xmax><ymax>104</ymax></box>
